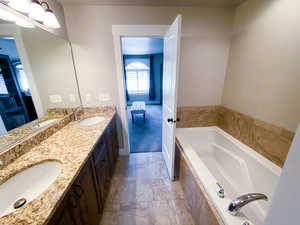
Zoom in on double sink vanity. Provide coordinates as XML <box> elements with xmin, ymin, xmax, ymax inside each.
<box><xmin>0</xmin><ymin>107</ymin><xmax>119</xmax><ymax>225</ymax></box>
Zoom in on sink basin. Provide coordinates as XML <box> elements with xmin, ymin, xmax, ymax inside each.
<box><xmin>79</xmin><ymin>116</ymin><xmax>105</xmax><ymax>126</ymax></box>
<box><xmin>0</xmin><ymin>161</ymin><xmax>62</xmax><ymax>217</ymax></box>
<box><xmin>34</xmin><ymin>118</ymin><xmax>59</xmax><ymax>129</ymax></box>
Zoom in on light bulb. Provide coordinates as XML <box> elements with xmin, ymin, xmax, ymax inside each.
<box><xmin>8</xmin><ymin>0</ymin><xmax>31</xmax><ymax>14</ymax></box>
<box><xmin>0</xmin><ymin>8</ymin><xmax>19</xmax><ymax>22</ymax></box>
<box><xmin>15</xmin><ymin>18</ymin><xmax>35</xmax><ymax>28</ymax></box>
<box><xmin>43</xmin><ymin>9</ymin><xmax>60</xmax><ymax>28</ymax></box>
<box><xmin>29</xmin><ymin>0</ymin><xmax>45</xmax><ymax>21</ymax></box>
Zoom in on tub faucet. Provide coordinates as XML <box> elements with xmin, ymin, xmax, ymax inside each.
<box><xmin>228</xmin><ymin>193</ymin><xmax>268</xmax><ymax>216</ymax></box>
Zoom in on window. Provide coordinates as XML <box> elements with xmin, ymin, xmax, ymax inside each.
<box><xmin>15</xmin><ymin>64</ymin><xmax>30</xmax><ymax>94</ymax></box>
<box><xmin>125</xmin><ymin>61</ymin><xmax>150</xmax><ymax>95</ymax></box>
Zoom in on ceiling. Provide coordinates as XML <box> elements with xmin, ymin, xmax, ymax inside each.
<box><xmin>58</xmin><ymin>0</ymin><xmax>246</xmax><ymax>8</ymax></box>
<box><xmin>121</xmin><ymin>37</ymin><xmax>164</xmax><ymax>55</ymax></box>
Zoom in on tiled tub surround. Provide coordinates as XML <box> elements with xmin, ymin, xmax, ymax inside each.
<box><xmin>176</xmin><ymin>127</ymin><xmax>281</xmax><ymax>225</ymax></box>
<box><xmin>176</xmin><ymin>140</ymin><xmax>224</xmax><ymax>225</ymax></box>
<box><xmin>177</xmin><ymin>106</ymin><xmax>295</xmax><ymax>167</ymax></box>
<box><xmin>176</xmin><ymin>106</ymin><xmax>220</xmax><ymax>128</ymax></box>
<box><xmin>218</xmin><ymin>107</ymin><xmax>294</xmax><ymax>168</ymax></box>
<box><xmin>0</xmin><ymin>107</ymin><xmax>116</xmax><ymax>225</ymax></box>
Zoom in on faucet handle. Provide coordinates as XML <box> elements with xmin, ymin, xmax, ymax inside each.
<box><xmin>216</xmin><ymin>183</ymin><xmax>225</xmax><ymax>198</ymax></box>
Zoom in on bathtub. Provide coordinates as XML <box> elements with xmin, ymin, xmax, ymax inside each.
<box><xmin>176</xmin><ymin>127</ymin><xmax>281</xmax><ymax>225</ymax></box>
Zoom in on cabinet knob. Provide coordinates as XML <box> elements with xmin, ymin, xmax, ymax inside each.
<box><xmin>74</xmin><ymin>184</ymin><xmax>83</xmax><ymax>197</ymax></box>
<box><xmin>69</xmin><ymin>194</ymin><xmax>79</xmax><ymax>208</ymax></box>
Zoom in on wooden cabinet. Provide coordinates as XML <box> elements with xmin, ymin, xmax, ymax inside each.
<box><xmin>73</xmin><ymin>160</ymin><xmax>101</xmax><ymax>225</ymax></box>
<box><xmin>47</xmin><ymin>117</ymin><xmax>119</xmax><ymax>225</ymax></box>
<box><xmin>92</xmin><ymin>139</ymin><xmax>111</xmax><ymax>205</ymax></box>
<box><xmin>47</xmin><ymin>195</ymin><xmax>77</xmax><ymax>225</ymax></box>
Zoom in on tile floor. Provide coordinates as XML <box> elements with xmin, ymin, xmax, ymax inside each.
<box><xmin>127</xmin><ymin>105</ymin><xmax>162</xmax><ymax>153</ymax></box>
<box><xmin>100</xmin><ymin>152</ymin><xmax>195</xmax><ymax>225</ymax></box>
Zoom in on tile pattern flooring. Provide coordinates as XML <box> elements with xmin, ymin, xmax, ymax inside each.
<box><xmin>100</xmin><ymin>152</ymin><xmax>195</xmax><ymax>225</ymax></box>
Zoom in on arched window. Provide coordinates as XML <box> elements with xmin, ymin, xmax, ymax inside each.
<box><xmin>125</xmin><ymin>61</ymin><xmax>150</xmax><ymax>94</ymax></box>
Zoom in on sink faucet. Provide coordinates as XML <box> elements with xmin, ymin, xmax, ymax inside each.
<box><xmin>228</xmin><ymin>193</ymin><xmax>268</xmax><ymax>216</ymax></box>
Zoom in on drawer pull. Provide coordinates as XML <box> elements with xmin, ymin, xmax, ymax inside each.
<box><xmin>74</xmin><ymin>184</ymin><xmax>83</xmax><ymax>197</ymax></box>
<box><xmin>69</xmin><ymin>194</ymin><xmax>79</xmax><ymax>208</ymax></box>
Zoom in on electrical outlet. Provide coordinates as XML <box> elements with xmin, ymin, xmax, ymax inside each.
<box><xmin>85</xmin><ymin>94</ymin><xmax>91</xmax><ymax>102</ymax></box>
<box><xmin>99</xmin><ymin>93</ymin><xmax>111</xmax><ymax>102</ymax></box>
<box><xmin>49</xmin><ymin>95</ymin><xmax>62</xmax><ymax>103</ymax></box>
<box><xmin>69</xmin><ymin>94</ymin><xmax>76</xmax><ymax>102</ymax></box>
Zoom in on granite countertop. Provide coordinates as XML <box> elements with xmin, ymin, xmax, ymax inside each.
<box><xmin>0</xmin><ymin>108</ymin><xmax>75</xmax><ymax>152</ymax></box>
<box><xmin>0</xmin><ymin>107</ymin><xmax>116</xmax><ymax>225</ymax></box>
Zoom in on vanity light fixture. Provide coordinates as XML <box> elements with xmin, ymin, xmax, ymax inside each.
<box><xmin>15</xmin><ymin>17</ymin><xmax>35</xmax><ymax>28</ymax></box>
<box><xmin>0</xmin><ymin>7</ymin><xmax>34</xmax><ymax>28</ymax></box>
<box><xmin>1</xmin><ymin>0</ymin><xmax>60</xmax><ymax>29</ymax></box>
<box><xmin>0</xmin><ymin>7</ymin><xmax>19</xmax><ymax>21</ymax></box>
<box><xmin>8</xmin><ymin>0</ymin><xmax>31</xmax><ymax>13</ymax></box>
<box><xmin>41</xmin><ymin>2</ymin><xmax>60</xmax><ymax>29</ymax></box>
<box><xmin>28</xmin><ymin>0</ymin><xmax>44</xmax><ymax>21</ymax></box>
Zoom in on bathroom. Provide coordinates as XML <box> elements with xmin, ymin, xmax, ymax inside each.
<box><xmin>0</xmin><ymin>0</ymin><xmax>299</xmax><ymax>225</ymax></box>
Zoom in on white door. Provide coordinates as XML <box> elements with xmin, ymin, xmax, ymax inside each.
<box><xmin>162</xmin><ymin>15</ymin><xmax>182</xmax><ymax>180</ymax></box>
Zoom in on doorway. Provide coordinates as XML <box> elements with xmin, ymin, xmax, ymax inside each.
<box><xmin>122</xmin><ymin>37</ymin><xmax>164</xmax><ymax>153</ymax></box>
<box><xmin>112</xmin><ymin>15</ymin><xmax>182</xmax><ymax>180</ymax></box>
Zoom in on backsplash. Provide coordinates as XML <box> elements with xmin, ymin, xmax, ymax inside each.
<box><xmin>177</xmin><ymin>106</ymin><xmax>295</xmax><ymax>167</ymax></box>
<box><xmin>176</xmin><ymin>106</ymin><xmax>220</xmax><ymax>128</ymax></box>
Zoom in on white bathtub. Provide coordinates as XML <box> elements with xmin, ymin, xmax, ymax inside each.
<box><xmin>176</xmin><ymin>127</ymin><xmax>281</xmax><ymax>225</ymax></box>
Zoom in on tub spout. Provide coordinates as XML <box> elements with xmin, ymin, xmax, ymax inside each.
<box><xmin>228</xmin><ymin>193</ymin><xmax>268</xmax><ymax>216</ymax></box>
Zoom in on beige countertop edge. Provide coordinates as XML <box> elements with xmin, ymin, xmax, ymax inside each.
<box><xmin>0</xmin><ymin>110</ymin><xmax>116</xmax><ymax>225</ymax></box>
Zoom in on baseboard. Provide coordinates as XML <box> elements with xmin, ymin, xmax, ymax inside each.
<box><xmin>119</xmin><ymin>148</ymin><xmax>129</xmax><ymax>155</ymax></box>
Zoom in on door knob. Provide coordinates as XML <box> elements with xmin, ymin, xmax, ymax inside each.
<box><xmin>167</xmin><ymin>118</ymin><xmax>174</xmax><ymax>123</ymax></box>
<box><xmin>167</xmin><ymin>118</ymin><xmax>180</xmax><ymax>123</ymax></box>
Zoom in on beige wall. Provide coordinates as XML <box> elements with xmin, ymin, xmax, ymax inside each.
<box><xmin>222</xmin><ymin>0</ymin><xmax>300</xmax><ymax>132</ymax></box>
<box><xmin>63</xmin><ymin>5</ymin><xmax>234</xmax><ymax>107</ymax></box>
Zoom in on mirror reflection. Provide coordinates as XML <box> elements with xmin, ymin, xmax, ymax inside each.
<box><xmin>0</xmin><ymin>36</ymin><xmax>37</xmax><ymax>132</ymax></box>
<box><xmin>0</xmin><ymin>23</ymin><xmax>81</xmax><ymax>150</ymax></box>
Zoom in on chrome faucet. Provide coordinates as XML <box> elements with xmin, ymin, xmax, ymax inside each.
<box><xmin>216</xmin><ymin>183</ymin><xmax>225</xmax><ymax>198</ymax></box>
<box><xmin>228</xmin><ymin>193</ymin><xmax>268</xmax><ymax>216</ymax></box>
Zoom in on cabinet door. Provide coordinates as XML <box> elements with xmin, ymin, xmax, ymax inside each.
<box><xmin>94</xmin><ymin>149</ymin><xmax>111</xmax><ymax>204</ymax></box>
<box><xmin>74</xmin><ymin>160</ymin><xmax>101</xmax><ymax>225</ymax></box>
<box><xmin>105</xmin><ymin>127</ymin><xmax>115</xmax><ymax>176</ymax></box>
<box><xmin>47</xmin><ymin>195</ymin><xmax>77</xmax><ymax>225</ymax></box>
<box><xmin>110</xmin><ymin>117</ymin><xmax>119</xmax><ymax>162</ymax></box>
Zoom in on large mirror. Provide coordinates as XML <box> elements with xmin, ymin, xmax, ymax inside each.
<box><xmin>0</xmin><ymin>22</ymin><xmax>81</xmax><ymax>150</ymax></box>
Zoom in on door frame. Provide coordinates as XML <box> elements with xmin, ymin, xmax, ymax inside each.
<box><xmin>112</xmin><ymin>25</ymin><xmax>169</xmax><ymax>155</ymax></box>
